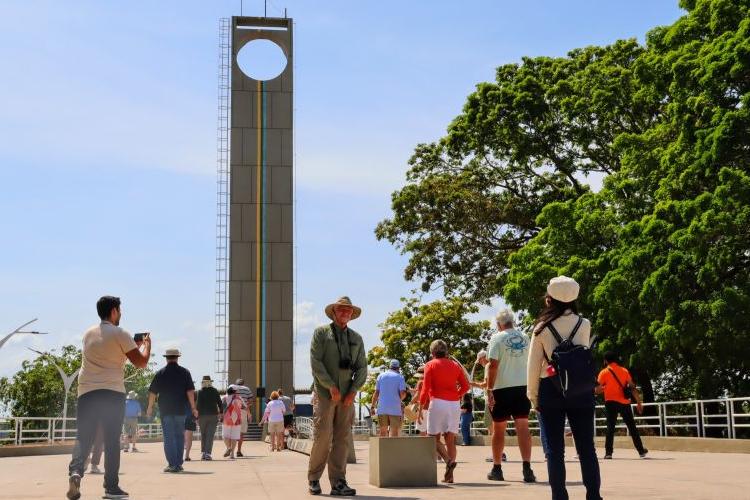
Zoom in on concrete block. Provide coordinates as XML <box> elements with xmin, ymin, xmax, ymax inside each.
<box><xmin>270</xmin><ymin>321</ymin><xmax>293</xmax><ymax>360</ymax></box>
<box><xmin>269</xmin><ymin>92</ymin><xmax>292</xmax><ymax>129</ymax></box>
<box><xmin>280</xmin><ymin>281</ymin><xmax>293</xmax><ymax>320</ymax></box>
<box><xmin>242</xmin><ymin>129</ymin><xmax>259</xmax><ymax>165</ymax></box>
<box><xmin>229</xmin><ymin>281</ymin><xmax>242</xmax><ymax>321</ymax></box>
<box><xmin>229</xmin><ymin>320</ymin><xmax>255</xmax><ymax>361</ymax></box>
<box><xmin>270</xmin><ymin>166</ymin><xmax>292</xmax><ymax>204</ymax></box>
<box><xmin>281</xmin><ymin>129</ymin><xmax>293</xmax><ymax>166</ymax></box>
<box><xmin>265</xmin><ymin>128</ymin><xmax>282</xmax><ymax>165</ymax></box>
<box><xmin>240</xmin><ymin>282</ymin><xmax>258</xmax><ymax>321</ymax></box>
<box><xmin>269</xmin><ymin>242</ymin><xmax>293</xmax><ymax>281</ymax></box>
<box><xmin>231</xmin><ymin>166</ymin><xmax>253</xmax><ymax>203</ymax></box>
<box><xmin>265</xmin><ymin>281</ymin><xmax>282</xmax><ymax>320</ymax></box>
<box><xmin>369</xmin><ymin>436</ymin><xmax>437</xmax><ymax>487</ymax></box>
<box><xmin>231</xmin><ymin>90</ymin><xmax>256</xmax><ymax>128</ymax></box>
<box><xmin>240</xmin><ymin>204</ymin><xmax>257</xmax><ymax>242</ymax></box>
<box><xmin>230</xmin><ymin>242</ymin><xmax>252</xmax><ymax>281</ymax></box>
<box><xmin>265</xmin><ymin>204</ymin><xmax>283</xmax><ymax>243</ymax></box>
<box><xmin>281</xmin><ymin>204</ymin><xmax>293</xmax><ymax>243</ymax></box>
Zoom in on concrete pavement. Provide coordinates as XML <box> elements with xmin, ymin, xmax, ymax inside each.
<box><xmin>0</xmin><ymin>440</ymin><xmax>748</xmax><ymax>499</ymax></box>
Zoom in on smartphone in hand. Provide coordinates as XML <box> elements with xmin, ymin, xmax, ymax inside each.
<box><xmin>134</xmin><ymin>332</ymin><xmax>149</xmax><ymax>343</ymax></box>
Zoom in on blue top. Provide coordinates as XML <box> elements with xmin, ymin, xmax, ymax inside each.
<box><xmin>375</xmin><ymin>370</ymin><xmax>406</xmax><ymax>416</ymax></box>
<box><xmin>125</xmin><ymin>399</ymin><xmax>142</xmax><ymax>418</ymax></box>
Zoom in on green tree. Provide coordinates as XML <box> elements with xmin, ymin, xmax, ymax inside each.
<box><xmin>364</xmin><ymin>298</ymin><xmax>492</xmax><ymax>402</ymax></box>
<box><xmin>376</xmin><ymin>39</ymin><xmax>659</xmax><ymax>303</ymax></box>
<box><xmin>0</xmin><ymin>345</ymin><xmax>156</xmax><ymax>417</ymax></box>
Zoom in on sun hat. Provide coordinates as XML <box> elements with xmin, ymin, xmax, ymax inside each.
<box><xmin>162</xmin><ymin>348</ymin><xmax>181</xmax><ymax>357</ymax></box>
<box><xmin>547</xmin><ymin>275</ymin><xmax>580</xmax><ymax>303</ymax></box>
<box><xmin>127</xmin><ymin>391</ymin><xmax>137</xmax><ymax>400</ymax></box>
<box><xmin>202</xmin><ymin>375</ymin><xmax>213</xmax><ymax>382</ymax></box>
<box><xmin>389</xmin><ymin>359</ymin><xmax>400</xmax><ymax>369</ymax></box>
<box><xmin>324</xmin><ymin>296</ymin><xmax>362</xmax><ymax>321</ymax></box>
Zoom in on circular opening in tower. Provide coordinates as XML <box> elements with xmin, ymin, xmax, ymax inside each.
<box><xmin>236</xmin><ymin>39</ymin><xmax>287</xmax><ymax>81</ymax></box>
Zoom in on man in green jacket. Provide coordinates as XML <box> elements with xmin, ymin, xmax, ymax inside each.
<box><xmin>308</xmin><ymin>296</ymin><xmax>367</xmax><ymax>496</ymax></box>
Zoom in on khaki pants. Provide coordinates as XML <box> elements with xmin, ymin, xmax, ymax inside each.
<box><xmin>307</xmin><ymin>396</ymin><xmax>354</xmax><ymax>483</ymax></box>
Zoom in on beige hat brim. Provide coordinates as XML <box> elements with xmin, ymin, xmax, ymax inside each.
<box><xmin>325</xmin><ymin>303</ymin><xmax>362</xmax><ymax>321</ymax></box>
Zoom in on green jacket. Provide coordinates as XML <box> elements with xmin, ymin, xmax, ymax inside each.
<box><xmin>310</xmin><ymin>323</ymin><xmax>367</xmax><ymax>399</ymax></box>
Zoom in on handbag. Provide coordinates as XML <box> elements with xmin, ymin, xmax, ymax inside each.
<box><xmin>404</xmin><ymin>401</ymin><xmax>420</xmax><ymax>422</ymax></box>
<box><xmin>607</xmin><ymin>367</ymin><xmax>635</xmax><ymax>402</ymax></box>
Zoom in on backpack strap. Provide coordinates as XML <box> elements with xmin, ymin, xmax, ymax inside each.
<box><xmin>568</xmin><ymin>317</ymin><xmax>584</xmax><ymax>342</ymax></box>
<box><xmin>547</xmin><ymin>316</ymin><xmax>584</xmax><ymax>344</ymax></box>
<box><xmin>607</xmin><ymin>367</ymin><xmax>627</xmax><ymax>390</ymax></box>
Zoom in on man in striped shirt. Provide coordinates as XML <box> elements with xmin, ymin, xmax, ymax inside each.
<box><xmin>228</xmin><ymin>379</ymin><xmax>253</xmax><ymax>457</ymax></box>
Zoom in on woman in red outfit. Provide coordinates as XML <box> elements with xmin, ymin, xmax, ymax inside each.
<box><xmin>419</xmin><ymin>339</ymin><xmax>470</xmax><ymax>483</ymax></box>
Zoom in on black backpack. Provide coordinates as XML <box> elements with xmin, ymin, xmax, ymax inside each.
<box><xmin>544</xmin><ymin>317</ymin><xmax>597</xmax><ymax>399</ymax></box>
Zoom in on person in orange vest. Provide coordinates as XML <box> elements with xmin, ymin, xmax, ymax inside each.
<box><xmin>596</xmin><ymin>352</ymin><xmax>648</xmax><ymax>459</ymax></box>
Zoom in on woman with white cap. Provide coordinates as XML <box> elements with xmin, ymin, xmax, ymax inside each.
<box><xmin>527</xmin><ymin>276</ymin><xmax>601</xmax><ymax>500</ymax></box>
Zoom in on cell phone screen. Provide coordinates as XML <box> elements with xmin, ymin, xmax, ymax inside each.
<box><xmin>134</xmin><ymin>333</ymin><xmax>147</xmax><ymax>342</ymax></box>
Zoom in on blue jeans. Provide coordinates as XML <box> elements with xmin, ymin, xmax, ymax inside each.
<box><xmin>538</xmin><ymin>411</ymin><xmax>550</xmax><ymax>457</ymax></box>
<box><xmin>538</xmin><ymin>378</ymin><xmax>601</xmax><ymax>500</ymax></box>
<box><xmin>460</xmin><ymin>413</ymin><xmax>473</xmax><ymax>445</ymax></box>
<box><xmin>161</xmin><ymin>414</ymin><xmax>185</xmax><ymax>467</ymax></box>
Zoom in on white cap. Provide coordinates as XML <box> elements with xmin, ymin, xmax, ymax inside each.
<box><xmin>547</xmin><ymin>276</ymin><xmax>580</xmax><ymax>303</ymax></box>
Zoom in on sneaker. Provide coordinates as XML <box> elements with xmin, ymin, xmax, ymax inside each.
<box><xmin>603</xmin><ymin>454</ymin><xmax>613</xmax><ymax>459</ymax></box>
<box><xmin>639</xmin><ymin>449</ymin><xmax>649</xmax><ymax>458</ymax></box>
<box><xmin>223</xmin><ymin>449</ymin><xmax>231</xmax><ymax>457</ymax></box>
<box><xmin>175</xmin><ymin>465</ymin><xmax>184</xmax><ymax>472</ymax></box>
<box><xmin>502</xmin><ymin>452</ymin><xmax>508</xmax><ymax>462</ymax></box>
<box><xmin>66</xmin><ymin>473</ymin><xmax>81</xmax><ymax>500</ymax></box>
<box><xmin>309</xmin><ymin>480</ymin><xmax>322</xmax><ymax>495</ymax></box>
<box><xmin>487</xmin><ymin>464</ymin><xmax>504</xmax><ymax>481</ymax></box>
<box><xmin>522</xmin><ymin>464</ymin><xmax>537</xmax><ymax>483</ymax></box>
<box><xmin>90</xmin><ymin>464</ymin><xmax>102</xmax><ymax>474</ymax></box>
<box><xmin>164</xmin><ymin>466</ymin><xmax>178</xmax><ymax>473</ymax></box>
<box><xmin>205</xmin><ymin>454</ymin><xmax>213</xmax><ymax>461</ymax></box>
<box><xmin>330</xmin><ymin>478</ymin><xmax>356</xmax><ymax>496</ymax></box>
<box><xmin>184</xmin><ymin>456</ymin><xmax>191</xmax><ymax>461</ymax></box>
<box><xmin>236</xmin><ymin>451</ymin><xmax>244</xmax><ymax>457</ymax></box>
<box><xmin>131</xmin><ymin>447</ymin><xmax>138</xmax><ymax>452</ymax></box>
<box><xmin>103</xmin><ymin>486</ymin><xmax>129</xmax><ymax>499</ymax></box>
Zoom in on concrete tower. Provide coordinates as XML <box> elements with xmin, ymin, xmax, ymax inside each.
<box><xmin>228</xmin><ymin>16</ymin><xmax>293</xmax><ymax>416</ymax></box>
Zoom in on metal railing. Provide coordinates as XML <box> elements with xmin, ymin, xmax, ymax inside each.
<box><xmin>0</xmin><ymin>417</ymin><xmax>224</xmax><ymax>446</ymax></box>
<box><xmin>3</xmin><ymin>397</ymin><xmax>748</xmax><ymax>446</ymax></box>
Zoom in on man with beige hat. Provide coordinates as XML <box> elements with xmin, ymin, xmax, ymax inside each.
<box><xmin>308</xmin><ymin>297</ymin><xmax>367</xmax><ymax>496</ymax></box>
<box><xmin>147</xmin><ymin>348</ymin><xmax>197</xmax><ymax>473</ymax></box>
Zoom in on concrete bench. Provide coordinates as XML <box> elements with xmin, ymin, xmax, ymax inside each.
<box><xmin>369</xmin><ymin>436</ymin><xmax>437</xmax><ymax>487</ymax></box>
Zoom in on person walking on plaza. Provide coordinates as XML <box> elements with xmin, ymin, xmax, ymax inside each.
<box><xmin>197</xmin><ymin>375</ymin><xmax>223</xmax><ymax>460</ymax></box>
<box><xmin>372</xmin><ymin>359</ymin><xmax>407</xmax><ymax>437</ymax></box>
<box><xmin>228</xmin><ymin>378</ymin><xmax>253</xmax><ymax>457</ymax></box>
<box><xmin>597</xmin><ymin>351</ymin><xmax>648</xmax><ymax>459</ymax></box>
<box><xmin>123</xmin><ymin>391</ymin><xmax>142</xmax><ymax>452</ymax></box>
<box><xmin>486</xmin><ymin>309</ymin><xmax>536</xmax><ymax>483</ymax></box>
<box><xmin>67</xmin><ymin>296</ymin><xmax>152</xmax><ymax>500</ymax></box>
<box><xmin>419</xmin><ymin>339</ymin><xmax>470</xmax><ymax>484</ymax></box>
<box><xmin>307</xmin><ymin>296</ymin><xmax>367</xmax><ymax>496</ymax></box>
<box><xmin>222</xmin><ymin>387</ymin><xmax>243</xmax><ymax>459</ymax></box>
<box><xmin>260</xmin><ymin>391</ymin><xmax>287</xmax><ymax>451</ymax></box>
<box><xmin>278</xmin><ymin>388</ymin><xmax>295</xmax><ymax>437</ymax></box>
<box><xmin>527</xmin><ymin>276</ymin><xmax>602</xmax><ymax>500</ymax></box>
<box><xmin>459</xmin><ymin>394</ymin><xmax>473</xmax><ymax>446</ymax></box>
<box><xmin>146</xmin><ymin>348</ymin><xmax>198</xmax><ymax>473</ymax></box>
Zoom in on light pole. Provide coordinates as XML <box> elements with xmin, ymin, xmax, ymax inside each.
<box><xmin>0</xmin><ymin>318</ymin><xmax>48</xmax><ymax>350</ymax></box>
<box><xmin>28</xmin><ymin>348</ymin><xmax>79</xmax><ymax>441</ymax></box>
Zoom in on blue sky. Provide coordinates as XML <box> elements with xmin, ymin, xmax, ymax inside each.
<box><xmin>0</xmin><ymin>1</ymin><xmax>684</xmax><ymax>387</ymax></box>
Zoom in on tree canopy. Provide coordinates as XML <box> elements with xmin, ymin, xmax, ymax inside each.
<box><xmin>378</xmin><ymin>0</ymin><xmax>750</xmax><ymax>399</ymax></box>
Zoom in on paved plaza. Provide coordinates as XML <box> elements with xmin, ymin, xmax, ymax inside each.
<box><xmin>1</xmin><ymin>440</ymin><xmax>748</xmax><ymax>499</ymax></box>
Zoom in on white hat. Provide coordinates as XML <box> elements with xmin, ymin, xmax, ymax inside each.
<box><xmin>547</xmin><ymin>276</ymin><xmax>580</xmax><ymax>303</ymax></box>
<box><xmin>476</xmin><ymin>350</ymin><xmax>487</xmax><ymax>361</ymax></box>
<box><xmin>163</xmin><ymin>348</ymin><xmax>181</xmax><ymax>357</ymax></box>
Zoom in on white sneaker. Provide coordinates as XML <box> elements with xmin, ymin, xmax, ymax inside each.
<box><xmin>90</xmin><ymin>464</ymin><xmax>102</xmax><ymax>474</ymax></box>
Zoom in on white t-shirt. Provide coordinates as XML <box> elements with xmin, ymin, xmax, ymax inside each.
<box><xmin>265</xmin><ymin>399</ymin><xmax>286</xmax><ymax>423</ymax></box>
<box><xmin>77</xmin><ymin>321</ymin><xmax>137</xmax><ymax>396</ymax></box>
<box><xmin>487</xmin><ymin>328</ymin><xmax>530</xmax><ymax>390</ymax></box>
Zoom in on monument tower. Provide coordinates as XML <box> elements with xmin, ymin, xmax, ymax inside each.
<box><xmin>216</xmin><ymin>15</ymin><xmax>294</xmax><ymax>414</ymax></box>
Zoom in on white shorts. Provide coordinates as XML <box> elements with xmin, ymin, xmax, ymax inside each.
<box><xmin>416</xmin><ymin>409</ymin><xmax>429</xmax><ymax>433</ymax></box>
<box><xmin>222</xmin><ymin>424</ymin><xmax>241</xmax><ymax>440</ymax></box>
<box><xmin>427</xmin><ymin>398</ymin><xmax>460</xmax><ymax>435</ymax></box>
